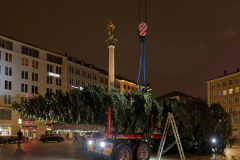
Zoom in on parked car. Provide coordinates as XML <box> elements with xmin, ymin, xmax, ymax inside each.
<box><xmin>39</xmin><ymin>134</ymin><xmax>64</xmax><ymax>143</ymax></box>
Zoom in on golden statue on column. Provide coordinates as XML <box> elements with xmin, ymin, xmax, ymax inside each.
<box><xmin>106</xmin><ymin>20</ymin><xmax>118</xmax><ymax>46</ymax></box>
<box><xmin>108</xmin><ymin>20</ymin><xmax>115</xmax><ymax>38</ymax></box>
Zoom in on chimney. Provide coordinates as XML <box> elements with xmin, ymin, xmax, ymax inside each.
<box><xmin>237</xmin><ymin>68</ymin><xmax>240</xmax><ymax>72</ymax></box>
<box><xmin>224</xmin><ymin>70</ymin><xmax>227</xmax><ymax>76</ymax></box>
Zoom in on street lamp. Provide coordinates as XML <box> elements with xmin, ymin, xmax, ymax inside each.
<box><xmin>18</xmin><ymin>119</ymin><xmax>22</xmax><ymax>124</ymax></box>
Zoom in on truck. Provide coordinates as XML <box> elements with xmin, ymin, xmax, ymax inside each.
<box><xmin>86</xmin><ymin>106</ymin><xmax>163</xmax><ymax>160</ymax></box>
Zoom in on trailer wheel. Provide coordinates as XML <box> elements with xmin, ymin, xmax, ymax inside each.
<box><xmin>136</xmin><ymin>143</ymin><xmax>151</xmax><ymax>160</ymax></box>
<box><xmin>114</xmin><ymin>144</ymin><xmax>133</xmax><ymax>160</ymax></box>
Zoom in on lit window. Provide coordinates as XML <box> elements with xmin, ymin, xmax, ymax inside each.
<box><xmin>229</xmin><ymin>89</ymin><xmax>233</xmax><ymax>94</ymax></box>
<box><xmin>217</xmin><ymin>91</ymin><xmax>221</xmax><ymax>96</ymax></box>
<box><xmin>223</xmin><ymin>90</ymin><xmax>227</xmax><ymax>95</ymax></box>
<box><xmin>236</xmin><ymin>87</ymin><xmax>239</xmax><ymax>93</ymax></box>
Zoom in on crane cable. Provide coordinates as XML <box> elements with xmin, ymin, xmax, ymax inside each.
<box><xmin>137</xmin><ymin>0</ymin><xmax>147</xmax><ymax>91</ymax></box>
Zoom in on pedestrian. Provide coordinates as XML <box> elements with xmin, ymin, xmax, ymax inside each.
<box><xmin>0</xmin><ymin>136</ymin><xmax>3</xmax><ymax>144</ymax></box>
<box><xmin>17</xmin><ymin>130</ymin><xmax>23</xmax><ymax>148</ymax></box>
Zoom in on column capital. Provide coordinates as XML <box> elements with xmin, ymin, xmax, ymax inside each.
<box><xmin>106</xmin><ymin>36</ymin><xmax>118</xmax><ymax>46</ymax></box>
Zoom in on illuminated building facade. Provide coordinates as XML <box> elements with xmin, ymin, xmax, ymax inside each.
<box><xmin>207</xmin><ymin>69</ymin><xmax>240</xmax><ymax>138</ymax></box>
<box><xmin>0</xmin><ymin>34</ymin><xmax>141</xmax><ymax>139</ymax></box>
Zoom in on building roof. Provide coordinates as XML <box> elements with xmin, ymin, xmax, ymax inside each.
<box><xmin>207</xmin><ymin>68</ymin><xmax>240</xmax><ymax>81</ymax></box>
<box><xmin>0</xmin><ymin>33</ymin><xmax>139</xmax><ymax>85</ymax></box>
<box><xmin>157</xmin><ymin>91</ymin><xmax>196</xmax><ymax>100</ymax></box>
<box><xmin>0</xmin><ymin>33</ymin><xmax>66</xmax><ymax>57</ymax></box>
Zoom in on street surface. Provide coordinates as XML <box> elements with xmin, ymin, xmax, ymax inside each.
<box><xmin>0</xmin><ymin>139</ymin><xmax>240</xmax><ymax>160</ymax></box>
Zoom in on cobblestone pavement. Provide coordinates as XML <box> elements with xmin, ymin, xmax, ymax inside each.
<box><xmin>0</xmin><ymin>139</ymin><xmax>240</xmax><ymax>160</ymax></box>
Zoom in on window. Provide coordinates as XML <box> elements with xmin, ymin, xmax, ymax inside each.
<box><xmin>21</xmin><ymin>83</ymin><xmax>28</xmax><ymax>92</ymax></box>
<box><xmin>224</xmin><ymin>107</ymin><xmax>227</xmax><ymax>112</ymax></box>
<box><xmin>21</xmin><ymin>97</ymin><xmax>28</xmax><ymax>105</ymax></box>
<box><xmin>229</xmin><ymin>97</ymin><xmax>233</xmax><ymax>103</ymax></box>
<box><xmin>76</xmin><ymin>68</ymin><xmax>80</xmax><ymax>75</ymax></box>
<box><xmin>22</xmin><ymin>46</ymin><xmax>39</xmax><ymax>58</ymax></box>
<box><xmin>82</xmin><ymin>70</ymin><xmax>86</xmax><ymax>77</ymax></box>
<box><xmin>5</xmin><ymin>53</ymin><xmax>12</xmax><ymax>62</ymax></box>
<box><xmin>229</xmin><ymin>89</ymin><xmax>233</xmax><ymax>94</ymax></box>
<box><xmin>236</xmin><ymin>87</ymin><xmax>239</xmax><ymax>93</ymax></box>
<box><xmin>217</xmin><ymin>99</ymin><xmax>221</xmax><ymax>104</ymax></box>
<box><xmin>100</xmin><ymin>77</ymin><xmax>104</xmax><ymax>83</ymax></box>
<box><xmin>229</xmin><ymin>107</ymin><xmax>233</xmax><ymax>113</ymax></box>
<box><xmin>70</xmin><ymin>66</ymin><xmax>74</xmax><ymax>73</ymax></box>
<box><xmin>211</xmin><ymin>84</ymin><xmax>215</xmax><ymax>89</ymax></box>
<box><xmin>21</xmin><ymin>70</ymin><xmax>28</xmax><ymax>79</ymax></box>
<box><xmin>212</xmin><ymin>92</ymin><xmax>215</xmax><ymax>97</ymax></box>
<box><xmin>31</xmin><ymin>85</ymin><xmax>38</xmax><ymax>94</ymax></box>
<box><xmin>128</xmin><ymin>85</ymin><xmax>130</xmax><ymax>90</ymax></box>
<box><xmin>212</xmin><ymin>100</ymin><xmax>215</xmax><ymax>104</ymax></box>
<box><xmin>124</xmin><ymin>84</ymin><xmax>126</xmax><ymax>89</ymax></box>
<box><xmin>235</xmin><ymin>96</ymin><xmax>239</xmax><ymax>102</ymax></box>
<box><xmin>0</xmin><ymin>39</ymin><xmax>13</xmax><ymax>50</ymax></box>
<box><xmin>235</xmin><ymin>117</ymin><xmax>239</xmax><ymax>124</ymax></box>
<box><xmin>105</xmin><ymin>78</ymin><xmax>108</xmax><ymax>85</ymax></box>
<box><xmin>82</xmin><ymin>81</ymin><xmax>85</xmax><ymax>87</ymax></box>
<box><xmin>32</xmin><ymin>72</ymin><xmax>38</xmax><ymax>81</ymax></box>
<box><xmin>4</xmin><ymin>95</ymin><xmax>11</xmax><ymax>104</ymax></box>
<box><xmin>70</xmin><ymin>77</ymin><xmax>73</xmax><ymax>84</ymax></box>
<box><xmin>47</xmin><ymin>64</ymin><xmax>53</xmax><ymax>72</ymax></box>
<box><xmin>46</xmin><ymin>88</ymin><xmax>52</xmax><ymax>94</ymax></box>
<box><xmin>5</xmin><ymin>80</ymin><xmax>12</xmax><ymax>90</ymax></box>
<box><xmin>93</xmin><ymin>74</ymin><xmax>97</xmax><ymax>80</ymax></box>
<box><xmin>56</xmin><ymin>66</ymin><xmax>62</xmax><ymax>74</ymax></box>
<box><xmin>88</xmin><ymin>72</ymin><xmax>92</xmax><ymax>79</ymax></box>
<box><xmin>132</xmin><ymin>87</ymin><xmax>134</xmax><ymax>91</ymax></box>
<box><xmin>5</xmin><ymin>66</ymin><xmax>12</xmax><ymax>76</ymax></box>
<box><xmin>21</xmin><ymin>57</ymin><xmax>28</xmax><ymax>66</ymax></box>
<box><xmin>88</xmin><ymin>82</ymin><xmax>91</xmax><ymax>87</ymax></box>
<box><xmin>223</xmin><ymin>81</ymin><xmax>227</xmax><ymax>86</ymax></box>
<box><xmin>47</xmin><ymin>53</ymin><xmax>62</xmax><ymax>65</ymax></box>
<box><xmin>217</xmin><ymin>82</ymin><xmax>221</xmax><ymax>88</ymax></box>
<box><xmin>223</xmin><ymin>98</ymin><xmax>227</xmax><ymax>104</ymax></box>
<box><xmin>76</xmin><ymin>79</ymin><xmax>80</xmax><ymax>86</ymax></box>
<box><xmin>56</xmin><ymin>78</ymin><xmax>61</xmax><ymax>86</ymax></box>
<box><xmin>47</xmin><ymin>76</ymin><xmax>53</xmax><ymax>84</ymax></box>
<box><xmin>217</xmin><ymin>91</ymin><xmax>221</xmax><ymax>96</ymax></box>
<box><xmin>229</xmin><ymin>79</ymin><xmax>233</xmax><ymax>85</ymax></box>
<box><xmin>236</xmin><ymin>77</ymin><xmax>239</xmax><ymax>83</ymax></box>
<box><xmin>32</xmin><ymin>60</ymin><xmax>38</xmax><ymax>69</ymax></box>
<box><xmin>223</xmin><ymin>90</ymin><xmax>227</xmax><ymax>95</ymax></box>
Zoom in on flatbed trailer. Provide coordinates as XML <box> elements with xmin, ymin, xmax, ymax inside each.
<box><xmin>87</xmin><ymin>106</ymin><xmax>162</xmax><ymax>160</ymax></box>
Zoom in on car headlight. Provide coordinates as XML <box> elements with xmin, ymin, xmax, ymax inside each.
<box><xmin>100</xmin><ymin>142</ymin><xmax>105</xmax><ymax>147</ymax></box>
<box><xmin>88</xmin><ymin>140</ymin><xmax>93</xmax><ymax>145</ymax></box>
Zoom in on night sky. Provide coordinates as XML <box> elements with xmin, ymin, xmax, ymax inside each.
<box><xmin>1</xmin><ymin>0</ymin><xmax>240</xmax><ymax>98</ymax></box>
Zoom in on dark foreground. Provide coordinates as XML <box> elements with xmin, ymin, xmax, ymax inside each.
<box><xmin>0</xmin><ymin>139</ymin><xmax>240</xmax><ymax>160</ymax></box>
